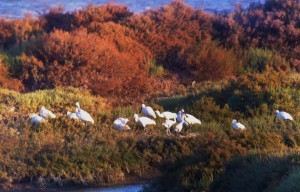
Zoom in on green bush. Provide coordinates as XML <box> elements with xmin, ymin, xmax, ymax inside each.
<box><xmin>211</xmin><ymin>152</ymin><xmax>300</xmax><ymax>192</ymax></box>
<box><xmin>243</xmin><ymin>48</ymin><xmax>289</xmax><ymax>73</ymax></box>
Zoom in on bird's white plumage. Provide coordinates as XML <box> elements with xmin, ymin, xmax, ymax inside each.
<box><xmin>67</xmin><ymin>111</ymin><xmax>79</xmax><ymax>119</ymax></box>
<box><xmin>40</xmin><ymin>106</ymin><xmax>56</xmax><ymax>119</ymax></box>
<box><xmin>174</xmin><ymin>121</ymin><xmax>185</xmax><ymax>133</ymax></box>
<box><xmin>162</xmin><ymin>118</ymin><xmax>176</xmax><ymax>134</ymax></box>
<box><xmin>232</xmin><ymin>119</ymin><xmax>246</xmax><ymax>130</ymax></box>
<box><xmin>134</xmin><ymin>114</ymin><xmax>156</xmax><ymax>130</ymax></box>
<box><xmin>75</xmin><ymin>102</ymin><xmax>94</xmax><ymax>124</ymax></box>
<box><xmin>155</xmin><ymin>110</ymin><xmax>177</xmax><ymax>120</ymax></box>
<box><xmin>183</xmin><ymin>113</ymin><xmax>201</xmax><ymax>125</ymax></box>
<box><xmin>141</xmin><ymin>104</ymin><xmax>156</xmax><ymax>118</ymax></box>
<box><xmin>114</xmin><ymin>118</ymin><xmax>130</xmax><ymax>130</ymax></box>
<box><xmin>30</xmin><ymin>113</ymin><xmax>46</xmax><ymax>125</ymax></box>
<box><xmin>275</xmin><ymin>110</ymin><xmax>293</xmax><ymax>121</ymax></box>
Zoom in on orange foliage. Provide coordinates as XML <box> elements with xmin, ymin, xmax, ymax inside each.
<box><xmin>0</xmin><ymin>0</ymin><xmax>297</xmax><ymax>100</ymax></box>
<box><xmin>94</xmin><ymin>22</ymin><xmax>153</xmax><ymax>68</ymax></box>
<box><xmin>0</xmin><ymin>63</ymin><xmax>24</xmax><ymax>92</ymax></box>
<box><xmin>180</xmin><ymin>42</ymin><xmax>240</xmax><ymax>81</ymax></box>
<box><xmin>0</xmin><ymin>16</ymin><xmax>41</xmax><ymax>48</ymax></box>
<box><xmin>21</xmin><ymin>29</ymin><xmax>155</xmax><ymax>104</ymax></box>
<box><xmin>73</xmin><ymin>4</ymin><xmax>133</xmax><ymax>32</ymax></box>
<box><xmin>232</xmin><ymin>0</ymin><xmax>300</xmax><ymax>55</ymax></box>
<box><xmin>41</xmin><ymin>5</ymin><xmax>74</xmax><ymax>32</ymax></box>
<box><xmin>126</xmin><ymin>1</ymin><xmax>212</xmax><ymax>70</ymax></box>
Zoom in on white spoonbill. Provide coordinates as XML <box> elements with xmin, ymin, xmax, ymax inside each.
<box><xmin>75</xmin><ymin>102</ymin><xmax>94</xmax><ymax>125</ymax></box>
<box><xmin>141</xmin><ymin>104</ymin><xmax>156</xmax><ymax>118</ymax></box>
<box><xmin>174</xmin><ymin>121</ymin><xmax>186</xmax><ymax>133</ymax></box>
<box><xmin>183</xmin><ymin>113</ymin><xmax>201</xmax><ymax>125</ymax></box>
<box><xmin>30</xmin><ymin>113</ymin><xmax>46</xmax><ymax>125</ymax></box>
<box><xmin>40</xmin><ymin>106</ymin><xmax>56</xmax><ymax>119</ymax></box>
<box><xmin>134</xmin><ymin>114</ymin><xmax>156</xmax><ymax>131</ymax></box>
<box><xmin>162</xmin><ymin>118</ymin><xmax>176</xmax><ymax>134</ymax></box>
<box><xmin>113</xmin><ymin>118</ymin><xmax>131</xmax><ymax>131</ymax></box>
<box><xmin>232</xmin><ymin>119</ymin><xmax>246</xmax><ymax>130</ymax></box>
<box><xmin>274</xmin><ymin>110</ymin><xmax>293</xmax><ymax>122</ymax></box>
<box><xmin>155</xmin><ymin>110</ymin><xmax>177</xmax><ymax>120</ymax></box>
<box><xmin>67</xmin><ymin>111</ymin><xmax>79</xmax><ymax>120</ymax></box>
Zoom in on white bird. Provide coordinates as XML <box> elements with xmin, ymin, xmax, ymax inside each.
<box><xmin>174</xmin><ymin>121</ymin><xmax>185</xmax><ymax>133</ymax></box>
<box><xmin>113</xmin><ymin>118</ymin><xmax>131</xmax><ymax>131</ymax></box>
<box><xmin>134</xmin><ymin>114</ymin><xmax>156</xmax><ymax>131</ymax></box>
<box><xmin>155</xmin><ymin>110</ymin><xmax>177</xmax><ymax>120</ymax></box>
<box><xmin>183</xmin><ymin>113</ymin><xmax>201</xmax><ymax>125</ymax></box>
<box><xmin>232</xmin><ymin>119</ymin><xmax>246</xmax><ymax>130</ymax></box>
<box><xmin>177</xmin><ymin>109</ymin><xmax>185</xmax><ymax>123</ymax></box>
<box><xmin>162</xmin><ymin>118</ymin><xmax>176</xmax><ymax>134</ymax></box>
<box><xmin>30</xmin><ymin>113</ymin><xmax>46</xmax><ymax>125</ymax></box>
<box><xmin>67</xmin><ymin>111</ymin><xmax>79</xmax><ymax>120</ymax></box>
<box><xmin>141</xmin><ymin>104</ymin><xmax>156</xmax><ymax>118</ymax></box>
<box><xmin>274</xmin><ymin>110</ymin><xmax>293</xmax><ymax>121</ymax></box>
<box><xmin>40</xmin><ymin>106</ymin><xmax>56</xmax><ymax>119</ymax></box>
<box><xmin>75</xmin><ymin>102</ymin><xmax>94</xmax><ymax>125</ymax></box>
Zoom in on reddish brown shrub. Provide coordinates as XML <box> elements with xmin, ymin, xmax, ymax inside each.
<box><xmin>41</xmin><ymin>4</ymin><xmax>133</xmax><ymax>33</ymax></box>
<box><xmin>93</xmin><ymin>22</ymin><xmax>152</xmax><ymax>68</ymax></box>
<box><xmin>73</xmin><ymin>4</ymin><xmax>133</xmax><ymax>32</ymax></box>
<box><xmin>0</xmin><ymin>63</ymin><xmax>24</xmax><ymax>92</ymax></box>
<box><xmin>21</xmin><ymin>29</ymin><xmax>155</xmax><ymax>104</ymax></box>
<box><xmin>211</xmin><ymin>14</ymin><xmax>243</xmax><ymax>48</ymax></box>
<box><xmin>40</xmin><ymin>5</ymin><xmax>74</xmax><ymax>32</ymax></box>
<box><xmin>126</xmin><ymin>1</ymin><xmax>212</xmax><ymax>70</ymax></box>
<box><xmin>232</xmin><ymin>0</ymin><xmax>300</xmax><ymax>56</ymax></box>
<box><xmin>0</xmin><ymin>19</ymin><xmax>15</xmax><ymax>48</ymax></box>
<box><xmin>181</xmin><ymin>42</ymin><xmax>240</xmax><ymax>81</ymax></box>
<box><xmin>0</xmin><ymin>16</ymin><xmax>42</xmax><ymax>48</ymax></box>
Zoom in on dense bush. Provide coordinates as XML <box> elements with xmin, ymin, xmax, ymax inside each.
<box><xmin>232</xmin><ymin>0</ymin><xmax>300</xmax><ymax>57</ymax></box>
<box><xmin>0</xmin><ymin>16</ymin><xmax>42</xmax><ymax>48</ymax></box>
<box><xmin>0</xmin><ymin>0</ymin><xmax>297</xmax><ymax>99</ymax></box>
<box><xmin>21</xmin><ymin>29</ymin><xmax>155</xmax><ymax>104</ymax></box>
<box><xmin>144</xmin><ymin>133</ymin><xmax>246</xmax><ymax>192</ymax></box>
<box><xmin>126</xmin><ymin>1</ymin><xmax>211</xmax><ymax>71</ymax></box>
<box><xmin>73</xmin><ymin>4</ymin><xmax>133</xmax><ymax>32</ymax></box>
<box><xmin>211</xmin><ymin>152</ymin><xmax>300</xmax><ymax>192</ymax></box>
<box><xmin>211</xmin><ymin>67</ymin><xmax>298</xmax><ymax>115</ymax></box>
<box><xmin>0</xmin><ymin>60</ymin><xmax>24</xmax><ymax>92</ymax></box>
<box><xmin>243</xmin><ymin>48</ymin><xmax>290</xmax><ymax>73</ymax></box>
<box><xmin>181</xmin><ymin>42</ymin><xmax>240</xmax><ymax>81</ymax></box>
<box><xmin>41</xmin><ymin>5</ymin><xmax>75</xmax><ymax>32</ymax></box>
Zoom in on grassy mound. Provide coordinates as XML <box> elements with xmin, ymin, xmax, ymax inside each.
<box><xmin>211</xmin><ymin>152</ymin><xmax>300</xmax><ymax>192</ymax></box>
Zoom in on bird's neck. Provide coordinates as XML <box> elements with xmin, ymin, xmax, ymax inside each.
<box><xmin>134</xmin><ymin>117</ymin><xmax>139</xmax><ymax>122</ymax></box>
<box><xmin>156</xmin><ymin>111</ymin><xmax>164</xmax><ymax>117</ymax></box>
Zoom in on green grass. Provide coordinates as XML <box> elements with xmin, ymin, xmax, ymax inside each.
<box><xmin>0</xmin><ymin>87</ymin><xmax>106</xmax><ymax>114</ymax></box>
<box><xmin>243</xmin><ymin>48</ymin><xmax>289</xmax><ymax>73</ymax></box>
<box><xmin>211</xmin><ymin>152</ymin><xmax>300</xmax><ymax>192</ymax></box>
<box><xmin>1</xmin><ymin>72</ymin><xmax>300</xmax><ymax>191</ymax></box>
<box><xmin>146</xmin><ymin>58</ymin><xmax>165</xmax><ymax>77</ymax></box>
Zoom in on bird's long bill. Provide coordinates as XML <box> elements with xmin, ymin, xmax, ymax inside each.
<box><xmin>139</xmin><ymin>107</ymin><xmax>142</xmax><ymax>113</ymax></box>
<box><xmin>273</xmin><ymin>115</ymin><xmax>277</xmax><ymax>122</ymax></box>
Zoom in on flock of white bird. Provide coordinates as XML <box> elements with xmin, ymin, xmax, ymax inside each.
<box><xmin>30</xmin><ymin>102</ymin><xmax>94</xmax><ymax>127</ymax></box>
<box><xmin>126</xmin><ymin>104</ymin><xmax>203</xmax><ymax>134</ymax></box>
<box><xmin>30</xmin><ymin>102</ymin><xmax>294</xmax><ymax>134</ymax></box>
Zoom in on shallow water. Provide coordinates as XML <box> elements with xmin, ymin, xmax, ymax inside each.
<box><xmin>1</xmin><ymin>0</ymin><xmax>264</xmax><ymax>18</ymax></box>
<box><xmin>67</xmin><ymin>184</ymin><xmax>143</xmax><ymax>192</ymax></box>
